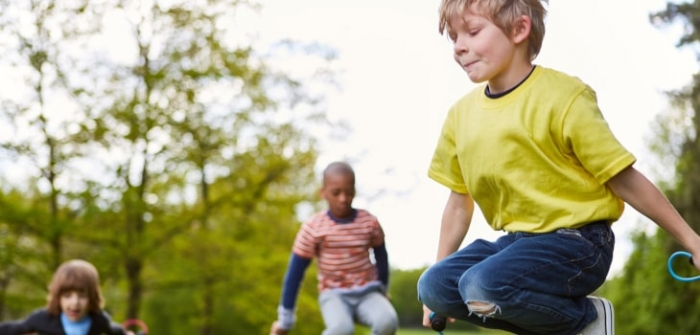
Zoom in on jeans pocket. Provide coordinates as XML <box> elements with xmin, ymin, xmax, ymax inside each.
<box><xmin>556</xmin><ymin>228</ymin><xmax>582</xmax><ymax>238</ymax></box>
<box><xmin>558</xmin><ymin>227</ymin><xmax>614</xmax><ymax>295</ymax></box>
<box><xmin>558</xmin><ymin>224</ymin><xmax>614</xmax><ymax>248</ymax></box>
<box><xmin>581</xmin><ymin>223</ymin><xmax>615</xmax><ymax>248</ymax></box>
<box><xmin>555</xmin><ymin>228</ymin><xmax>594</xmax><ymax>249</ymax></box>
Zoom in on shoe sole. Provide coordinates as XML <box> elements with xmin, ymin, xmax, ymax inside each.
<box><xmin>595</xmin><ymin>298</ymin><xmax>614</xmax><ymax>334</ymax></box>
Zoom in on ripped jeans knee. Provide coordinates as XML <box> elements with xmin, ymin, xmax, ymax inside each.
<box><xmin>459</xmin><ymin>270</ymin><xmax>507</xmax><ymax>321</ymax></box>
<box><xmin>466</xmin><ymin>300</ymin><xmax>501</xmax><ymax>321</ymax></box>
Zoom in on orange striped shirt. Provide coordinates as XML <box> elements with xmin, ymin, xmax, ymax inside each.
<box><xmin>292</xmin><ymin>209</ymin><xmax>385</xmax><ymax>291</ymax></box>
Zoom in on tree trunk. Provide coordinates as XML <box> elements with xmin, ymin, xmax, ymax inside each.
<box><xmin>200</xmin><ymin>277</ymin><xmax>214</xmax><ymax>335</ymax></box>
<box><xmin>126</xmin><ymin>257</ymin><xmax>142</xmax><ymax>319</ymax></box>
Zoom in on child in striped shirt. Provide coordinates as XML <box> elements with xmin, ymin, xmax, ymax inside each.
<box><xmin>270</xmin><ymin>162</ymin><xmax>398</xmax><ymax>335</ymax></box>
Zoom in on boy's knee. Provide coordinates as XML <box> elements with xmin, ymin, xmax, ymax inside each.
<box><xmin>325</xmin><ymin>323</ymin><xmax>355</xmax><ymax>335</ymax></box>
<box><xmin>371</xmin><ymin>317</ymin><xmax>398</xmax><ymax>335</ymax></box>
<box><xmin>416</xmin><ymin>267</ymin><xmax>439</xmax><ymax>304</ymax></box>
<box><xmin>458</xmin><ymin>268</ymin><xmax>507</xmax><ymax>300</ymax></box>
<box><xmin>466</xmin><ymin>300</ymin><xmax>499</xmax><ymax>317</ymax></box>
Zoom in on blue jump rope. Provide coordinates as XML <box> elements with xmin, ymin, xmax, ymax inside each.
<box><xmin>668</xmin><ymin>251</ymin><xmax>700</xmax><ymax>282</ymax></box>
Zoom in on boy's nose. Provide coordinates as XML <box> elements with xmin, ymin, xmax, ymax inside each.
<box><xmin>454</xmin><ymin>40</ymin><xmax>468</xmax><ymax>55</ymax></box>
<box><xmin>453</xmin><ymin>35</ymin><xmax>469</xmax><ymax>54</ymax></box>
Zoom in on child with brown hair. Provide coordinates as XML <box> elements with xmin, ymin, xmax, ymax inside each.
<box><xmin>0</xmin><ymin>259</ymin><xmax>133</xmax><ymax>335</ymax></box>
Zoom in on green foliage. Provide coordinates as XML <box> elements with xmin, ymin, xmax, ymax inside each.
<box><xmin>601</xmin><ymin>2</ymin><xmax>700</xmax><ymax>334</ymax></box>
<box><xmin>601</xmin><ymin>231</ymin><xmax>669</xmax><ymax>334</ymax></box>
<box><xmin>389</xmin><ymin>268</ymin><xmax>424</xmax><ymax>328</ymax></box>
<box><xmin>602</xmin><ymin>228</ymin><xmax>700</xmax><ymax>334</ymax></box>
<box><xmin>0</xmin><ymin>1</ymin><xmax>337</xmax><ymax>334</ymax></box>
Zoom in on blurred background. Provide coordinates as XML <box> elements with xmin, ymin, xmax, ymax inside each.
<box><xmin>1</xmin><ymin>0</ymin><xmax>699</xmax><ymax>334</ymax></box>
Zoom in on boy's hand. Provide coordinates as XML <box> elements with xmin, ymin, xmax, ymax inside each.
<box><xmin>270</xmin><ymin>321</ymin><xmax>289</xmax><ymax>335</ymax></box>
<box><xmin>422</xmin><ymin>305</ymin><xmax>455</xmax><ymax>328</ymax></box>
<box><xmin>691</xmin><ymin>250</ymin><xmax>700</xmax><ymax>272</ymax></box>
<box><xmin>422</xmin><ymin>305</ymin><xmax>432</xmax><ymax>327</ymax></box>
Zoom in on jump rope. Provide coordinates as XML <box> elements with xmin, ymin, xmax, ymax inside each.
<box><xmin>429</xmin><ymin>312</ymin><xmax>447</xmax><ymax>334</ymax></box>
<box><xmin>668</xmin><ymin>251</ymin><xmax>700</xmax><ymax>282</ymax></box>
<box><xmin>428</xmin><ymin>252</ymin><xmax>698</xmax><ymax>334</ymax></box>
<box><xmin>121</xmin><ymin>319</ymin><xmax>149</xmax><ymax>335</ymax></box>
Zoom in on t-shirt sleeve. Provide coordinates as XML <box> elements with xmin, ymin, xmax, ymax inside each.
<box><xmin>560</xmin><ymin>88</ymin><xmax>637</xmax><ymax>183</ymax></box>
<box><xmin>428</xmin><ymin>107</ymin><xmax>469</xmax><ymax>194</ymax></box>
<box><xmin>291</xmin><ymin>220</ymin><xmax>321</xmax><ymax>259</ymax></box>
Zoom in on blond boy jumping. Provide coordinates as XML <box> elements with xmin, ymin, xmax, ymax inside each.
<box><xmin>417</xmin><ymin>1</ymin><xmax>700</xmax><ymax>334</ymax></box>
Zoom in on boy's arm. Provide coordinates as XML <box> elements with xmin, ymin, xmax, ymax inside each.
<box><xmin>276</xmin><ymin>253</ymin><xmax>311</xmax><ymax>330</ymax></box>
<box><xmin>436</xmin><ymin>191</ymin><xmax>475</xmax><ymax>261</ymax></box>
<box><xmin>606</xmin><ymin>166</ymin><xmax>700</xmax><ymax>270</ymax></box>
<box><xmin>373</xmin><ymin>243</ymin><xmax>389</xmax><ymax>289</ymax></box>
<box><xmin>422</xmin><ymin>191</ymin><xmax>474</xmax><ymax>327</ymax></box>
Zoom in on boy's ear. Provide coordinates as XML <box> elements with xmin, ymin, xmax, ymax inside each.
<box><xmin>512</xmin><ymin>15</ymin><xmax>532</xmax><ymax>44</ymax></box>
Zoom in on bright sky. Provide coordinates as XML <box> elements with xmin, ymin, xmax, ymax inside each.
<box><xmin>246</xmin><ymin>0</ymin><xmax>699</xmax><ymax>274</ymax></box>
<box><xmin>1</xmin><ymin>0</ymin><xmax>696</xmax><ymax>276</ymax></box>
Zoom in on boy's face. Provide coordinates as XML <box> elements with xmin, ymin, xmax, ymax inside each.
<box><xmin>320</xmin><ymin>172</ymin><xmax>355</xmax><ymax>219</ymax></box>
<box><xmin>60</xmin><ymin>290</ymin><xmax>89</xmax><ymax>321</ymax></box>
<box><xmin>448</xmin><ymin>5</ymin><xmax>522</xmax><ymax>91</ymax></box>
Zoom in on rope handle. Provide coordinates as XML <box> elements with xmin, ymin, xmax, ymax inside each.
<box><xmin>429</xmin><ymin>311</ymin><xmax>447</xmax><ymax>334</ymax></box>
<box><xmin>122</xmin><ymin>319</ymin><xmax>149</xmax><ymax>335</ymax></box>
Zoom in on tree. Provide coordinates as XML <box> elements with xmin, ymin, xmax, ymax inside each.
<box><xmin>56</xmin><ymin>0</ymin><xmax>337</xmax><ymax>326</ymax></box>
<box><xmin>601</xmin><ymin>2</ymin><xmax>700</xmax><ymax>334</ymax></box>
<box><xmin>0</xmin><ymin>1</ymin><xmax>339</xmax><ymax>333</ymax></box>
<box><xmin>0</xmin><ymin>0</ymin><xmax>109</xmax><ymax>316</ymax></box>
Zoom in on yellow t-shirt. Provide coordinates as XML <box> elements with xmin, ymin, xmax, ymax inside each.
<box><xmin>428</xmin><ymin>66</ymin><xmax>636</xmax><ymax>233</ymax></box>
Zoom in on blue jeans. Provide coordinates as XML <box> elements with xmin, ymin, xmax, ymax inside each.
<box><xmin>417</xmin><ymin>221</ymin><xmax>614</xmax><ymax>335</ymax></box>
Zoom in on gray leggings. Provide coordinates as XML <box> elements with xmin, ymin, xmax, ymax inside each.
<box><xmin>319</xmin><ymin>289</ymin><xmax>398</xmax><ymax>335</ymax></box>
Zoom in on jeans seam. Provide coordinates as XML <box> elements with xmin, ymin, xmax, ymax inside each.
<box><xmin>566</xmin><ymin>253</ymin><xmax>603</xmax><ymax>295</ymax></box>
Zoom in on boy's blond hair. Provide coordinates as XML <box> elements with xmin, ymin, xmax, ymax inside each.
<box><xmin>438</xmin><ymin>0</ymin><xmax>548</xmax><ymax>60</ymax></box>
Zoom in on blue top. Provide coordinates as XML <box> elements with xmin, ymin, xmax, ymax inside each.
<box><xmin>0</xmin><ymin>308</ymin><xmax>126</xmax><ymax>335</ymax></box>
<box><xmin>61</xmin><ymin>313</ymin><xmax>92</xmax><ymax>335</ymax></box>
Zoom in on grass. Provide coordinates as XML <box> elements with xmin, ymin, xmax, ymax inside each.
<box><xmin>396</xmin><ymin>329</ymin><xmax>506</xmax><ymax>335</ymax></box>
<box><xmin>355</xmin><ymin>326</ymin><xmax>510</xmax><ymax>335</ymax></box>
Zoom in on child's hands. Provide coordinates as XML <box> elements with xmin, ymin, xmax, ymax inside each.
<box><xmin>422</xmin><ymin>305</ymin><xmax>455</xmax><ymax>328</ymax></box>
<box><xmin>270</xmin><ymin>321</ymin><xmax>289</xmax><ymax>335</ymax></box>
<box><xmin>692</xmin><ymin>250</ymin><xmax>700</xmax><ymax>272</ymax></box>
<box><xmin>422</xmin><ymin>305</ymin><xmax>432</xmax><ymax>328</ymax></box>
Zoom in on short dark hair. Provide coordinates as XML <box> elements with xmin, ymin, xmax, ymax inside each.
<box><xmin>322</xmin><ymin>161</ymin><xmax>355</xmax><ymax>185</ymax></box>
<box><xmin>46</xmin><ymin>259</ymin><xmax>104</xmax><ymax>315</ymax></box>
